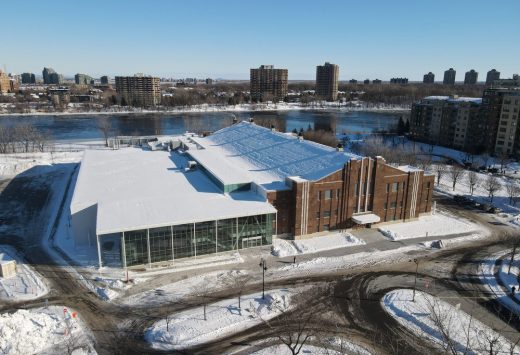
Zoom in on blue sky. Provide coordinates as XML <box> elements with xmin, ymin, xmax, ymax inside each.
<box><xmin>3</xmin><ymin>0</ymin><xmax>519</xmax><ymax>80</ymax></box>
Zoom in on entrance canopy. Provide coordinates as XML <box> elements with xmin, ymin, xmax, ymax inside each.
<box><xmin>352</xmin><ymin>213</ymin><xmax>381</xmax><ymax>225</ymax></box>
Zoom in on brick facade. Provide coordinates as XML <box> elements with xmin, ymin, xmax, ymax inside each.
<box><xmin>267</xmin><ymin>156</ymin><xmax>434</xmax><ymax>238</ymax></box>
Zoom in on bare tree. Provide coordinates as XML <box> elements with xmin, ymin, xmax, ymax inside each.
<box><xmin>484</xmin><ymin>175</ymin><xmax>502</xmax><ymax>203</ymax></box>
<box><xmin>448</xmin><ymin>165</ymin><xmax>465</xmax><ymax>191</ymax></box>
<box><xmin>433</xmin><ymin>164</ymin><xmax>447</xmax><ymax>187</ymax></box>
<box><xmin>466</xmin><ymin>171</ymin><xmax>480</xmax><ymax>196</ymax></box>
<box><xmin>224</xmin><ymin>271</ymin><xmax>252</xmax><ymax>310</ymax></box>
<box><xmin>97</xmin><ymin>117</ymin><xmax>111</xmax><ymax>147</ymax></box>
<box><xmin>190</xmin><ymin>278</ymin><xmax>213</xmax><ymax>321</ymax></box>
<box><xmin>505</xmin><ymin>179</ymin><xmax>520</xmax><ymax>206</ymax></box>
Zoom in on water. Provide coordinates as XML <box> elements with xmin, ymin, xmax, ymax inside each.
<box><xmin>0</xmin><ymin>110</ymin><xmax>402</xmax><ymax>141</ymax></box>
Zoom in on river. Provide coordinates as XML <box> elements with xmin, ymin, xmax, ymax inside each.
<box><xmin>0</xmin><ymin>110</ymin><xmax>403</xmax><ymax>141</ymax></box>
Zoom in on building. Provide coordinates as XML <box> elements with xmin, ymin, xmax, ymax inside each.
<box><xmin>75</xmin><ymin>73</ymin><xmax>93</xmax><ymax>85</ymax></box>
<box><xmin>115</xmin><ymin>74</ymin><xmax>161</xmax><ymax>107</ymax></box>
<box><xmin>205</xmin><ymin>78</ymin><xmax>213</xmax><ymax>85</ymax></box>
<box><xmin>349</xmin><ymin>79</ymin><xmax>358</xmax><ymax>84</ymax></box>
<box><xmin>493</xmin><ymin>75</ymin><xmax>520</xmax><ymax>88</ymax></box>
<box><xmin>100</xmin><ymin>76</ymin><xmax>109</xmax><ymax>85</ymax></box>
<box><xmin>70</xmin><ymin>121</ymin><xmax>433</xmax><ymax>269</ymax></box>
<box><xmin>363</xmin><ymin>79</ymin><xmax>370</xmax><ymax>85</ymax></box>
<box><xmin>0</xmin><ymin>71</ymin><xmax>12</xmax><ymax>93</ymax></box>
<box><xmin>464</xmin><ymin>69</ymin><xmax>478</xmax><ymax>85</ymax></box>
<box><xmin>48</xmin><ymin>87</ymin><xmax>71</xmax><ymax>106</ymax></box>
<box><xmin>21</xmin><ymin>72</ymin><xmax>36</xmax><ymax>84</ymax></box>
<box><xmin>410</xmin><ymin>96</ymin><xmax>482</xmax><ymax>151</ymax></box>
<box><xmin>486</xmin><ymin>69</ymin><xmax>500</xmax><ymax>86</ymax></box>
<box><xmin>0</xmin><ymin>251</ymin><xmax>16</xmax><ymax>279</ymax></box>
<box><xmin>481</xmin><ymin>87</ymin><xmax>520</xmax><ymax>156</ymax></box>
<box><xmin>372</xmin><ymin>79</ymin><xmax>382</xmax><ymax>84</ymax></box>
<box><xmin>390</xmin><ymin>78</ymin><xmax>409</xmax><ymax>84</ymax></box>
<box><xmin>443</xmin><ymin>68</ymin><xmax>456</xmax><ymax>85</ymax></box>
<box><xmin>423</xmin><ymin>72</ymin><xmax>435</xmax><ymax>84</ymax></box>
<box><xmin>43</xmin><ymin>67</ymin><xmax>63</xmax><ymax>84</ymax></box>
<box><xmin>250</xmin><ymin>65</ymin><xmax>288</xmax><ymax>102</ymax></box>
<box><xmin>315</xmin><ymin>62</ymin><xmax>339</xmax><ymax>101</ymax></box>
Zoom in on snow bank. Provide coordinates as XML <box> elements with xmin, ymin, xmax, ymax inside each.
<box><xmin>272</xmin><ymin>232</ymin><xmax>365</xmax><ymax>257</ymax></box>
<box><xmin>382</xmin><ymin>289</ymin><xmax>519</xmax><ymax>354</ymax></box>
<box><xmin>378</xmin><ymin>212</ymin><xmax>482</xmax><ymax>241</ymax></box>
<box><xmin>0</xmin><ymin>306</ymin><xmax>96</xmax><ymax>354</ymax></box>
<box><xmin>0</xmin><ymin>151</ymin><xmax>82</xmax><ymax>177</ymax></box>
<box><xmin>145</xmin><ymin>288</ymin><xmax>297</xmax><ymax>350</ymax></box>
<box><xmin>0</xmin><ymin>245</ymin><xmax>48</xmax><ymax>301</ymax></box>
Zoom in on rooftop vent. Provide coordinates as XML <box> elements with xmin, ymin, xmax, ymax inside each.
<box><xmin>336</xmin><ymin>143</ymin><xmax>344</xmax><ymax>152</ymax></box>
<box><xmin>249</xmin><ymin>117</ymin><xmax>254</xmax><ymax>123</ymax></box>
<box><xmin>271</xmin><ymin>124</ymin><xmax>276</xmax><ymax>131</ymax></box>
<box><xmin>232</xmin><ymin>117</ymin><xmax>238</xmax><ymax>124</ymax></box>
<box><xmin>297</xmin><ymin>131</ymin><xmax>304</xmax><ymax>141</ymax></box>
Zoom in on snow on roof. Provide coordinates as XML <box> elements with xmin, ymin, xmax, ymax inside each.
<box><xmin>423</xmin><ymin>96</ymin><xmax>482</xmax><ymax>104</ymax></box>
<box><xmin>195</xmin><ymin>121</ymin><xmax>358</xmax><ymax>189</ymax></box>
<box><xmin>0</xmin><ymin>250</ymin><xmax>15</xmax><ymax>265</ymax></box>
<box><xmin>397</xmin><ymin>165</ymin><xmax>422</xmax><ymax>173</ymax></box>
<box><xmin>71</xmin><ymin>148</ymin><xmax>276</xmax><ymax>235</ymax></box>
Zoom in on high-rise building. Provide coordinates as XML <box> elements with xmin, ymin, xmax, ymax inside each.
<box><xmin>390</xmin><ymin>77</ymin><xmax>409</xmax><ymax>84</ymax></box>
<box><xmin>486</xmin><ymin>69</ymin><xmax>500</xmax><ymax>86</ymax></box>
<box><xmin>423</xmin><ymin>72</ymin><xmax>435</xmax><ymax>84</ymax></box>
<box><xmin>250</xmin><ymin>65</ymin><xmax>288</xmax><ymax>102</ymax></box>
<box><xmin>43</xmin><ymin>67</ymin><xmax>56</xmax><ymax>84</ymax></box>
<box><xmin>100</xmin><ymin>76</ymin><xmax>109</xmax><ymax>85</ymax></box>
<box><xmin>349</xmin><ymin>79</ymin><xmax>357</xmax><ymax>84</ymax></box>
<box><xmin>363</xmin><ymin>79</ymin><xmax>370</xmax><ymax>85</ymax></box>
<box><xmin>443</xmin><ymin>68</ymin><xmax>456</xmax><ymax>85</ymax></box>
<box><xmin>21</xmin><ymin>72</ymin><xmax>36</xmax><ymax>84</ymax></box>
<box><xmin>315</xmin><ymin>62</ymin><xmax>339</xmax><ymax>101</ymax></box>
<box><xmin>75</xmin><ymin>73</ymin><xmax>93</xmax><ymax>85</ymax></box>
<box><xmin>372</xmin><ymin>79</ymin><xmax>382</xmax><ymax>84</ymax></box>
<box><xmin>0</xmin><ymin>70</ymin><xmax>11</xmax><ymax>93</ymax></box>
<box><xmin>115</xmin><ymin>74</ymin><xmax>161</xmax><ymax>107</ymax></box>
<box><xmin>464</xmin><ymin>69</ymin><xmax>478</xmax><ymax>85</ymax></box>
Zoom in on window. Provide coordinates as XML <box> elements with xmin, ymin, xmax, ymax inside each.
<box><xmin>323</xmin><ymin>211</ymin><xmax>331</xmax><ymax>218</ymax></box>
<box><xmin>384</xmin><ymin>202</ymin><xmax>388</xmax><ymax>210</ymax></box>
<box><xmin>386</xmin><ymin>183</ymin><xmax>390</xmax><ymax>193</ymax></box>
<box><xmin>316</xmin><ymin>211</ymin><xmax>320</xmax><ymax>219</ymax></box>
<box><xmin>317</xmin><ymin>191</ymin><xmax>321</xmax><ymax>200</ymax></box>
<box><xmin>392</xmin><ymin>182</ymin><xmax>398</xmax><ymax>192</ymax></box>
<box><xmin>391</xmin><ymin>201</ymin><xmax>397</xmax><ymax>209</ymax></box>
<box><xmin>324</xmin><ymin>190</ymin><xmax>332</xmax><ymax>200</ymax></box>
<box><xmin>323</xmin><ymin>224</ymin><xmax>330</xmax><ymax>231</ymax></box>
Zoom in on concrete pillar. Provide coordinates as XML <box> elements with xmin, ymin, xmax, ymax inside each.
<box><xmin>170</xmin><ymin>225</ymin><xmax>175</xmax><ymax>263</ymax></box>
<box><xmin>146</xmin><ymin>229</ymin><xmax>151</xmax><ymax>268</ymax></box>
<box><xmin>121</xmin><ymin>232</ymin><xmax>127</xmax><ymax>268</ymax></box>
<box><xmin>215</xmin><ymin>220</ymin><xmax>218</xmax><ymax>253</ymax></box>
<box><xmin>96</xmin><ymin>234</ymin><xmax>102</xmax><ymax>269</ymax></box>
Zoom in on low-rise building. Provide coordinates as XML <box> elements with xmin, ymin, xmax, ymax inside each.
<box><xmin>71</xmin><ymin>121</ymin><xmax>433</xmax><ymax>269</ymax></box>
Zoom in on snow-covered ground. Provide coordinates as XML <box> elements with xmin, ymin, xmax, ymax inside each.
<box><xmin>378</xmin><ymin>212</ymin><xmax>484</xmax><ymax>241</ymax></box>
<box><xmin>479</xmin><ymin>250</ymin><xmax>520</xmax><ymax>315</ymax></box>
<box><xmin>0</xmin><ymin>306</ymin><xmax>97</xmax><ymax>354</ymax></box>
<box><xmin>246</xmin><ymin>337</ymin><xmax>371</xmax><ymax>355</ymax></box>
<box><xmin>272</xmin><ymin>232</ymin><xmax>365</xmax><ymax>257</ymax></box>
<box><xmin>145</xmin><ymin>288</ymin><xmax>299</xmax><ymax>350</ymax></box>
<box><xmin>121</xmin><ymin>269</ymin><xmax>247</xmax><ymax>307</ymax></box>
<box><xmin>0</xmin><ymin>245</ymin><xmax>48</xmax><ymax>301</ymax></box>
<box><xmin>382</xmin><ymin>289</ymin><xmax>519</xmax><ymax>354</ymax></box>
<box><xmin>0</xmin><ymin>151</ymin><xmax>83</xmax><ymax>177</ymax></box>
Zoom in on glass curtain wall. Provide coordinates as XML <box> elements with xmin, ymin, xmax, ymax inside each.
<box><xmin>120</xmin><ymin>214</ymin><xmax>275</xmax><ymax>267</ymax></box>
<box><xmin>99</xmin><ymin>232</ymin><xmax>122</xmax><ymax>267</ymax></box>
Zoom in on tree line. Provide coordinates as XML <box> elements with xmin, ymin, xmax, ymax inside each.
<box><xmin>0</xmin><ymin>124</ymin><xmax>50</xmax><ymax>154</ymax></box>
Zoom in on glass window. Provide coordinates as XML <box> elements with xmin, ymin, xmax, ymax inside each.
<box><xmin>324</xmin><ymin>190</ymin><xmax>332</xmax><ymax>200</ymax></box>
<box><xmin>217</xmin><ymin>218</ymin><xmax>237</xmax><ymax>252</ymax></box>
<box><xmin>124</xmin><ymin>229</ymin><xmax>148</xmax><ymax>267</ymax></box>
<box><xmin>391</xmin><ymin>201</ymin><xmax>397</xmax><ymax>209</ymax></box>
<box><xmin>323</xmin><ymin>224</ymin><xmax>329</xmax><ymax>231</ymax></box>
<box><xmin>149</xmin><ymin>226</ymin><xmax>172</xmax><ymax>264</ymax></box>
<box><xmin>392</xmin><ymin>182</ymin><xmax>398</xmax><ymax>192</ymax></box>
<box><xmin>100</xmin><ymin>233</ymin><xmax>122</xmax><ymax>267</ymax></box>
<box><xmin>316</xmin><ymin>211</ymin><xmax>320</xmax><ymax>219</ymax></box>
<box><xmin>195</xmin><ymin>221</ymin><xmax>216</xmax><ymax>256</ymax></box>
<box><xmin>323</xmin><ymin>211</ymin><xmax>331</xmax><ymax>218</ymax></box>
<box><xmin>172</xmin><ymin>224</ymin><xmax>194</xmax><ymax>259</ymax></box>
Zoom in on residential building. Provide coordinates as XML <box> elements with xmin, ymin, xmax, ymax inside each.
<box><xmin>0</xmin><ymin>70</ymin><xmax>11</xmax><ymax>93</ymax></box>
<box><xmin>390</xmin><ymin>77</ymin><xmax>409</xmax><ymax>84</ymax></box>
<box><xmin>315</xmin><ymin>62</ymin><xmax>339</xmax><ymax>101</ymax></box>
<box><xmin>443</xmin><ymin>68</ymin><xmax>456</xmax><ymax>85</ymax></box>
<box><xmin>100</xmin><ymin>76</ymin><xmax>109</xmax><ymax>85</ymax></box>
<box><xmin>464</xmin><ymin>69</ymin><xmax>478</xmax><ymax>85</ymax></box>
<box><xmin>205</xmin><ymin>78</ymin><xmax>213</xmax><ymax>85</ymax></box>
<box><xmin>21</xmin><ymin>72</ymin><xmax>36</xmax><ymax>84</ymax></box>
<box><xmin>410</xmin><ymin>96</ymin><xmax>482</xmax><ymax>152</ymax></box>
<box><xmin>423</xmin><ymin>72</ymin><xmax>435</xmax><ymax>84</ymax></box>
<box><xmin>250</xmin><ymin>65</ymin><xmax>288</xmax><ymax>102</ymax></box>
<box><xmin>115</xmin><ymin>74</ymin><xmax>161</xmax><ymax>107</ymax></box>
<box><xmin>75</xmin><ymin>73</ymin><xmax>93</xmax><ymax>85</ymax></box>
<box><xmin>363</xmin><ymin>79</ymin><xmax>370</xmax><ymax>85</ymax></box>
<box><xmin>349</xmin><ymin>79</ymin><xmax>358</xmax><ymax>84</ymax></box>
<box><xmin>71</xmin><ymin>121</ymin><xmax>433</xmax><ymax>268</ymax></box>
<box><xmin>481</xmin><ymin>87</ymin><xmax>520</xmax><ymax>156</ymax></box>
<box><xmin>372</xmin><ymin>79</ymin><xmax>382</xmax><ymax>84</ymax></box>
<box><xmin>43</xmin><ymin>67</ymin><xmax>63</xmax><ymax>84</ymax></box>
<box><xmin>486</xmin><ymin>69</ymin><xmax>500</xmax><ymax>86</ymax></box>
<box><xmin>493</xmin><ymin>75</ymin><xmax>520</xmax><ymax>88</ymax></box>
<box><xmin>48</xmin><ymin>87</ymin><xmax>70</xmax><ymax>106</ymax></box>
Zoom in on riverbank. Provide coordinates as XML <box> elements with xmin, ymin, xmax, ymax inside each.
<box><xmin>0</xmin><ymin>102</ymin><xmax>411</xmax><ymax>117</ymax></box>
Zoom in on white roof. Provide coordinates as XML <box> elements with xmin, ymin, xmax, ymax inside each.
<box><xmin>397</xmin><ymin>165</ymin><xmax>421</xmax><ymax>173</ymax></box>
<box><xmin>71</xmin><ymin>149</ymin><xmax>276</xmax><ymax>235</ymax></box>
<box><xmin>194</xmin><ymin>121</ymin><xmax>358</xmax><ymax>190</ymax></box>
<box><xmin>0</xmin><ymin>250</ymin><xmax>15</xmax><ymax>266</ymax></box>
<box><xmin>423</xmin><ymin>96</ymin><xmax>482</xmax><ymax>104</ymax></box>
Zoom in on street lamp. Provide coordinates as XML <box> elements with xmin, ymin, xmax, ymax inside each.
<box><xmin>410</xmin><ymin>258</ymin><xmax>419</xmax><ymax>302</ymax></box>
<box><xmin>259</xmin><ymin>258</ymin><xmax>268</xmax><ymax>299</ymax></box>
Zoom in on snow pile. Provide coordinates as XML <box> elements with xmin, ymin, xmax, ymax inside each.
<box><xmin>0</xmin><ymin>306</ymin><xmax>96</xmax><ymax>354</ymax></box>
<box><xmin>122</xmin><ymin>269</ymin><xmax>248</xmax><ymax>307</ymax></box>
<box><xmin>382</xmin><ymin>289</ymin><xmax>519</xmax><ymax>354</ymax></box>
<box><xmin>272</xmin><ymin>233</ymin><xmax>365</xmax><ymax>257</ymax></box>
<box><xmin>420</xmin><ymin>240</ymin><xmax>444</xmax><ymax>249</ymax></box>
<box><xmin>0</xmin><ymin>151</ymin><xmax>82</xmax><ymax>177</ymax></box>
<box><xmin>0</xmin><ymin>245</ymin><xmax>48</xmax><ymax>301</ymax></box>
<box><xmin>378</xmin><ymin>212</ymin><xmax>482</xmax><ymax>241</ymax></box>
<box><xmin>145</xmin><ymin>288</ymin><xmax>296</xmax><ymax>350</ymax></box>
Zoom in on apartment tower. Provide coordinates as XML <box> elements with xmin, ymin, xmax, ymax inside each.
<box><xmin>486</xmin><ymin>69</ymin><xmax>500</xmax><ymax>86</ymax></box>
<box><xmin>115</xmin><ymin>74</ymin><xmax>161</xmax><ymax>107</ymax></box>
<box><xmin>250</xmin><ymin>65</ymin><xmax>288</xmax><ymax>102</ymax></box>
<box><xmin>464</xmin><ymin>69</ymin><xmax>478</xmax><ymax>85</ymax></box>
<box><xmin>443</xmin><ymin>68</ymin><xmax>456</xmax><ymax>85</ymax></box>
<box><xmin>315</xmin><ymin>62</ymin><xmax>339</xmax><ymax>101</ymax></box>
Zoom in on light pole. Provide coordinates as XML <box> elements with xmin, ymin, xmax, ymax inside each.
<box><xmin>411</xmin><ymin>258</ymin><xmax>419</xmax><ymax>301</ymax></box>
<box><xmin>259</xmin><ymin>258</ymin><xmax>268</xmax><ymax>299</ymax></box>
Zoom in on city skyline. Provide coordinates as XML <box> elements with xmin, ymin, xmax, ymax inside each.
<box><xmin>2</xmin><ymin>0</ymin><xmax>520</xmax><ymax>80</ymax></box>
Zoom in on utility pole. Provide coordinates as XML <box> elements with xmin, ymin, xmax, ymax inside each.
<box><xmin>411</xmin><ymin>258</ymin><xmax>419</xmax><ymax>301</ymax></box>
<box><xmin>259</xmin><ymin>258</ymin><xmax>268</xmax><ymax>299</ymax></box>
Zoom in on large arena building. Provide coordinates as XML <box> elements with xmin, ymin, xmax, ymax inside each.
<box><xmin>70</xmin><ymin>121</ymin><xmax>434</xmax><ymax>268</ymax></box>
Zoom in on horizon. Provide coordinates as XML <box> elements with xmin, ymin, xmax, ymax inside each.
<box><xmin>2</xmin><ymin>0</ymin><xmax>520</xmax><ymax>80</ymax></box>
